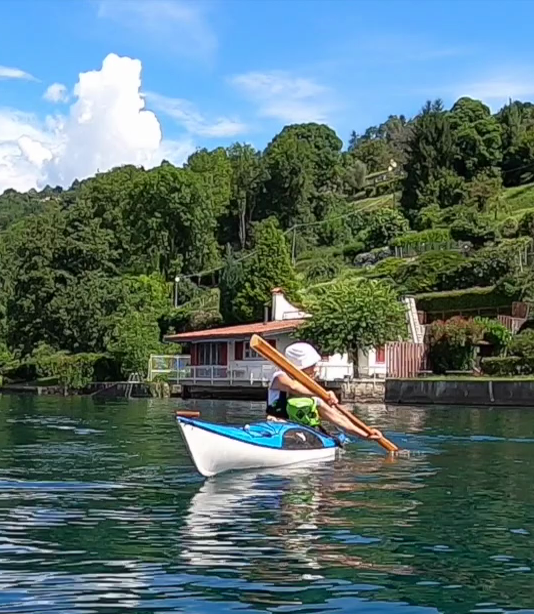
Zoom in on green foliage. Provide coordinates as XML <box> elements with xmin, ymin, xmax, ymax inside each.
<box><xmin>303</xmin><ymin>257</ymin><xmax>343</xmax><ymax>284</ymax></box>
<box><xmin>509</xmin><ymin>329</ymin><xmax>534</xmax><ymax>362</ymax></box>
<box><xmin>390</xmin><ymin>228</ymin><xmax>451</xmax><ymax>248</ymax></box>
<box><xmin>2</xmin><ymin>103</ymin><xmax>534</xmax><ymax>385</ymax></box>
<box><xmin>396</xmin><ymin>251</ymin><xmax>466</xmax><ymax>294</ymax></box>
<box><xmin>298</xmin><ymin>278</ymin><xmax>407</xmax><ymax>364</ymax></box>
<box><xmin>233</xmin><ymin>218</ymin><xmax>300</xmax><ymax>323</ymax></box>
<box><xmin>33</xmin><ymin>348</ymin><xmax>108</xmax><ymax>390</ymax></box>
<box><xmin>416</xmin><ymin>286</ymin><xmax>518</xmax><ymax>315</ymax></box>
<box><xmin>473</xmin><ymin>317</ymin><xmax>513</xmax><ymax>355</ymax></box>
<box><xmin>360</xmin><ymin>207</ymin><xmax>409</xmax><ymax>250</ymax></box>
<box><xmin>106</xmin><ymin>312</ymin><xmax>164</xmax><ymax>378</ymax></box>
<box><xmin>427</xmin><ymin>316</ymin><xmax>485</xmax><ymax>374</ymax></box>
<box><xmin>401</xmin><ymin>100</ymin><xmax>457</xmax><ymax>223</ymax></box>
<box><xmin>219</xmin><ymin>245</ymin><xmax>244</xmax><ymax>324</ymax></box>
<box><xmin>436</xmin><ymin>241</ymin><xmax>525</xmax><ymax>291</ymax></box>
<box><xmin>450</xmin><ymin>209</ymin><xmax>497</xmax><ymax>247</ymax></box>
<box><xmin>480</xmin><ymin>356</ymin><xmax>523</xmax><ymax>376</ymax></box>
<box><xmin>449</xmin><ymin>97</ymin><xmax>502</xmax><ymax>179</ymax></box>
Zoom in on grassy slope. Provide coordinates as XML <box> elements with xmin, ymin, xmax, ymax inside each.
<box><xmin>499</xmin><ymin>182</ymin><xmax>534</xmax><ymax>220</ymax></box>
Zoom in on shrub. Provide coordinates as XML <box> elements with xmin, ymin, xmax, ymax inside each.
<box><xmin>480</xmin><ymin>356</ymin><xmax>523</xmax><ymax>376</ymax></box>
<box><xmin>361</xmin><ymin>208</ymin><xmax>409</xmax><ymax>250</ymax></box>
<box><xmin>435</xmin><ymin>241</ymin><xmax>525</xmax><ymax>292</ymax></box>
<box><xmin>499</xmin><ymin>217</ymin><xmax>519</xmax><ymax>239</ymax></box>
<box><xmin>341</xmin><ymin>240</ymin><xmax>366</xmax><ymax>262</ymax></box>
<box><xmin>450</xmin><ymin>210</ymin><xmax>498</xmax><ymax>247</ymax></box>
<box><xmin>509</xmin><ymin>329</ymin><xmax>534</xmax><ymax>361</ymax></box>
<box><xmin>390</xmin><ymin>228</ymin><xmax>451</xmax><ymax>248</ymax></box>
<box><xmin>427</xmin><ymin>316</ymin><xmax>485</xmax><ymax>374</ymax></box>
<box><xmin>474</xmin><ymin>317</ymin><xmax>513</xmax><ymax>355</ymax></box>
<box><xmin>396</xmin><ymin>251</ymin><xmax>466</xmax><ymax>294</ymax></box>
<box><xmin>304</xmin><ymin>257</ymin><xmax>343</xmax><ymax>284</ymax></box>
<box><xmin>518</xmin><ymin>210</ymin><xmax>534</xmax><ymax>237</ymax></box>
<box><xmin>366</xmin><ymin>257</ymin><xmax>405</xmax><ymax>281</ymax></box>
<box><xmin>416</xmin><ymin>286</ymin><xmax>517</xmax><ymax>315</ymax></box>
<box><xmin>35</xmin><ymin>351</ymin><xmax>106</xmax><ymax>391</ymax></box>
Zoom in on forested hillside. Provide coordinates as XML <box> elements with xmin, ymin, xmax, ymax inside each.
<box><xmin>2</xmin><ymin>96</ymin><xmax>534</xmax><ymax>383</ymax></box>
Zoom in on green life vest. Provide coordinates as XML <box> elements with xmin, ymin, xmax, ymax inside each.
<box><xmin>286</xmin><ymin>397</ymin><xmax>320</xmax><ymax>428</ymax></box>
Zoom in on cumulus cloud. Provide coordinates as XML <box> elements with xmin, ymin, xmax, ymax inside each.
<box><xmin>0</xmin><ymin>53</ymin><xmax>195</xmax><ymax>194</ymax></box>
<box><xmin>231</xmin><ymin>71</ymin><xmax>333</xmax><ymax>123</ymax></box>
<box><xmin>44</xmin><ymin>83</ymin><xmax>69</xmax><ymax>103</ymax></box>
<box><xmin>145</xmin><ymin>92</ymin><xmax>246</xmax><ymax>138</ymax></box>
<box><xmin>0</xmin><ymin>65</ymin><xmax>37</xmax><ymax>81</ymax></box>
<box><xmin>97</xmin><ymin>0</ymin><xmax>217</xmax><ymax>61</ymax></box>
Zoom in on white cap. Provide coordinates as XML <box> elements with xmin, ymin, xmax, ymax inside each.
<box><xmin>284</xmin><ymin>342</ymin><xmax>321</xmax><ymax>370</ymax></box>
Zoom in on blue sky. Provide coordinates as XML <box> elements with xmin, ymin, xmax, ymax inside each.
<box><xmin>1</xmin><ymin>0</ymin><xmax>534</xmax><ymax>193</ymax></box>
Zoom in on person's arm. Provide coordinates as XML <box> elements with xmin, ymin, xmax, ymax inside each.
<box><xmin>317</xmin><ymin>400</ymin><xmax>383</xmax><ymax>441</ymax></box>
<box><xmin>273</xmin><ymin>372</ymin><xmax>338</xmax><ymax>404</ymax></box>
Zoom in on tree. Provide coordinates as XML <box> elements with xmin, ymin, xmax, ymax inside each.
<box><xmin>233</xmin><ymin>218</ymin><xmax>300</xmax><ymax>323</ymax></box>
<box><xmin>106</xmin><ymin>312</ymin><xmax>164</xmax><ymax>378</ymax></box>
<box><xmin>219</xmin><ymin>244</ymin><xmax>244</xmax><ymax>324</ymax></box>
<box><xmin>449</xmin><ymin>97</ymin><xmax>502</xmax><ymax>180</ymax></box>
<box><xmin>225</xmin><ymin>143</ymin><xmax>266</xmax><ymax>249</ymax></box>
<box><xmin>361</xmin><ymin>208</ymin><xmax>409</xmax><ymax>250</ymax></box>
<box><xmin>401</xmin><ymin>100</ymin><xmax>457</xmax><ymax>223</ymax></box>
<box><xmin>260</xmin><ymin>123</ymin><xmax>344</xmax><ymax>234</ymax></box>
<box><xmin>498</xmin><ymin>100</ymin><xmax>534</xmax><ymax>186</ymax></box>
<box><xmin>297</xmin><ymin>278</ymin><xmax>407</xmax><ymax>375</ymax></box>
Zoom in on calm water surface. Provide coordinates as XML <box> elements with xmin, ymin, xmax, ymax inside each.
<box><xmin>0</xmin><ymin>395</ymin><xmax>533</xmax><ymax>614</ymax></box>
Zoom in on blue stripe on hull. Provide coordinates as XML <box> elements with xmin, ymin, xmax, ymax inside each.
<box><xmin>176</xmin><ymin>417</ymin><xmax>341</xmax><ymax>449</ymax></box>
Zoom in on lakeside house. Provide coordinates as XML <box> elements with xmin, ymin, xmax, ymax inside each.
<box><xmin>162</xmin><ymin>289</ymin><xmax>391</xmax><ymax>395</ymax></box>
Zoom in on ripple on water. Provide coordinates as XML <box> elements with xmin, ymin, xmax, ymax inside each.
<box><xmin>0</xmin><ymin>398</ymin><xmax>533</xmax><ymax>613</ymax></box>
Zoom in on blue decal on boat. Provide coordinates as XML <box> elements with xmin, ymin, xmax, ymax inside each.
<box><xmin>176</xmin><ymin>417</ymin><xmax>339</xmax><ymax>450</ymax></box>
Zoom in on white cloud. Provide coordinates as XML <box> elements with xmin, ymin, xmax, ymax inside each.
<box><xmin>231</xmin><ymin>71</ymin><xmax>333</xmax><ymax>123</ymax></box>
<box><xmin>145</xmin><ymin>92</ymin><xmax>247</xmax><ymax>138</ymax></box>
<box><xmin>0</xmin><ymin>53</ymin><xmax>195</xmax><ymax>194</ymax></box>
<box><xmin>455</xmin><ymin>78</ymin><xmax>534</xmax><ymax>104</ymax></box>
<box><xmin>97</xmin><ymin>0</ymin><xmax>216</xmax><ymax>60</ymax></box>
<box><xmin>0</xmin><ymin>65</ymin><xmax>36</xmax><ymax>81</ymax></box>
<box><xmin>44</xmin><ymin>83</ymin><xmax>69</xmax><ymax>103</ymax></box>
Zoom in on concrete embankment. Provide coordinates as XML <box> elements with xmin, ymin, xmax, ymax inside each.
<box><xmin>386</xmin><ymin>378</ymin><xmax>534</xmax><ymax>406</ymax></box>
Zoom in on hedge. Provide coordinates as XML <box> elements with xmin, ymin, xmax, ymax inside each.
<box><xmin>390</xmin><ymin>228</ymin><xmax>451</xmax><ymax>248</ymax></box>
<box><xmin>481</xmin><ymin>356</ymin><xmax>525</xmax><ymax>376</ymax></box>
<box><xmin>415</xmin><ymin>286</ymin><xmax>518</xmax><ymax>314</ymax></box>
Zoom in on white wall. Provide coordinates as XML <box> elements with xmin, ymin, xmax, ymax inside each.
<box><xmin>271</xmin><ymin>291</ymin><xmax>309</xmax><ymax>321</ymax></box>
<box><xmin>358</xmin><ymin>348</ymin><xmax>387</xmax><ymax>378</ymax></box>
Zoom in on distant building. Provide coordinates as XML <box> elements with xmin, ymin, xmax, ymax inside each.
<box><xmin>163</xmin><ymin>289</ymin><xmax>388</xmax><ymax>393</ymax></box>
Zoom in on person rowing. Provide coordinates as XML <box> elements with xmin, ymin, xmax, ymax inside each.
<box><xmin>266</xmin><ymin>341</ymin><xmax>383</xmax><ymax>442</ymax></box>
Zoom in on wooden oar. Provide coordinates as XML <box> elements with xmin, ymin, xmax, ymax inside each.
<box><xmin>250</xmin><ymin>334</ymin><xmax>399</xmax><ymax>453</ymax></box>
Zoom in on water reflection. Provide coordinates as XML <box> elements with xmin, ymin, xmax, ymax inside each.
<box><xmin>0</xmin><ymin>396</ymin><xmax>532</xmax><ymax>613</ymax></box>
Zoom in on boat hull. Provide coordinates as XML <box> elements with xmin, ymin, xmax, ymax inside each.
<box><xmin>177</xmin><ymin>417</ymin><xmax>341</xmax><ymax>478</ymax></box>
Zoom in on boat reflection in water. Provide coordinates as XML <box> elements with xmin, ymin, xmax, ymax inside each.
<box><xmin>179</xmin><ymin>455</ymin><xmax>416</xmax><ymax>587</ymax></box>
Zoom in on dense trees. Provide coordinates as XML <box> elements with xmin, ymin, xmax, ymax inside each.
<box><xmin>1</xmin><ymin>94</ymin><xmax>534</xmax><ymax>383</ymax></box>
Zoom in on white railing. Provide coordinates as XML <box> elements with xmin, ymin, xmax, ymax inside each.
<box><xmin>180</xmin><ymin>363</ymin><xmax>278</xmax><ymax>385</ymax></box>
<box><xmin>149</xmin><ymin>355</ymin><xmax>353</xmax><ymax>385</ymax></box>
<box><xmin>316</xmin><ymin>363</ymin><xmax>353</xmax><ymax>381</ymax></box>
<box><xmin>148</xmin><ymin>354</ymin><xmax>191</xmax><ymax>382</ymax></box>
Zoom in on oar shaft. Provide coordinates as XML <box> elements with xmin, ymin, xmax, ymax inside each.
<box><xmin>250</xmin><ymin>334</ymin><xmax>398</xmax><ymax>453</ymax></box>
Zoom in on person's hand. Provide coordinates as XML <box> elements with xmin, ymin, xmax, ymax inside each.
<box><xmin>326</xmin><ymin>391</ymin><xmax>338</xmax><ymax>406</ymax></box>
<box><xmin>367</xmin><ymin>428</ymin><xmax>383</xmax><ymax>440</ymax></box>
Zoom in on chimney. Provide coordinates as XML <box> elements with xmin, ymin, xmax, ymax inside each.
<box><xmin>264</xmin><ymin>304</ymin><xmax>269</xmax><ymax>323</ymax></box>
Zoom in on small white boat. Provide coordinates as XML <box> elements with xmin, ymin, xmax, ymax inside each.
<box><xmin>176</xmin><ymin>417</ymin><xmax>344</xmax><ymax>478</ymax></box>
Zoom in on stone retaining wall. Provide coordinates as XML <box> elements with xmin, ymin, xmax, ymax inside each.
<box><xmin>386</xmin><ymin>378</ymin><xmax>534</xmax><ymax>406</ymax></box>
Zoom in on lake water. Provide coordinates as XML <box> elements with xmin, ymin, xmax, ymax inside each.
<box><xmin>0</xmin><ymin>395</ymin><xmax>533</xmax><ymax>614</ymax></box>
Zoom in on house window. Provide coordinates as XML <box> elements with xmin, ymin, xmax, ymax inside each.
<box><xmin>244</xmin><ymin>341</ymin><xmax>261</xmax><ymax>360</ymax></box>
<box><xmin>195</xmin><ymin>342</ymin><xmax>226</xmax><ymax>365</ymax></box>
